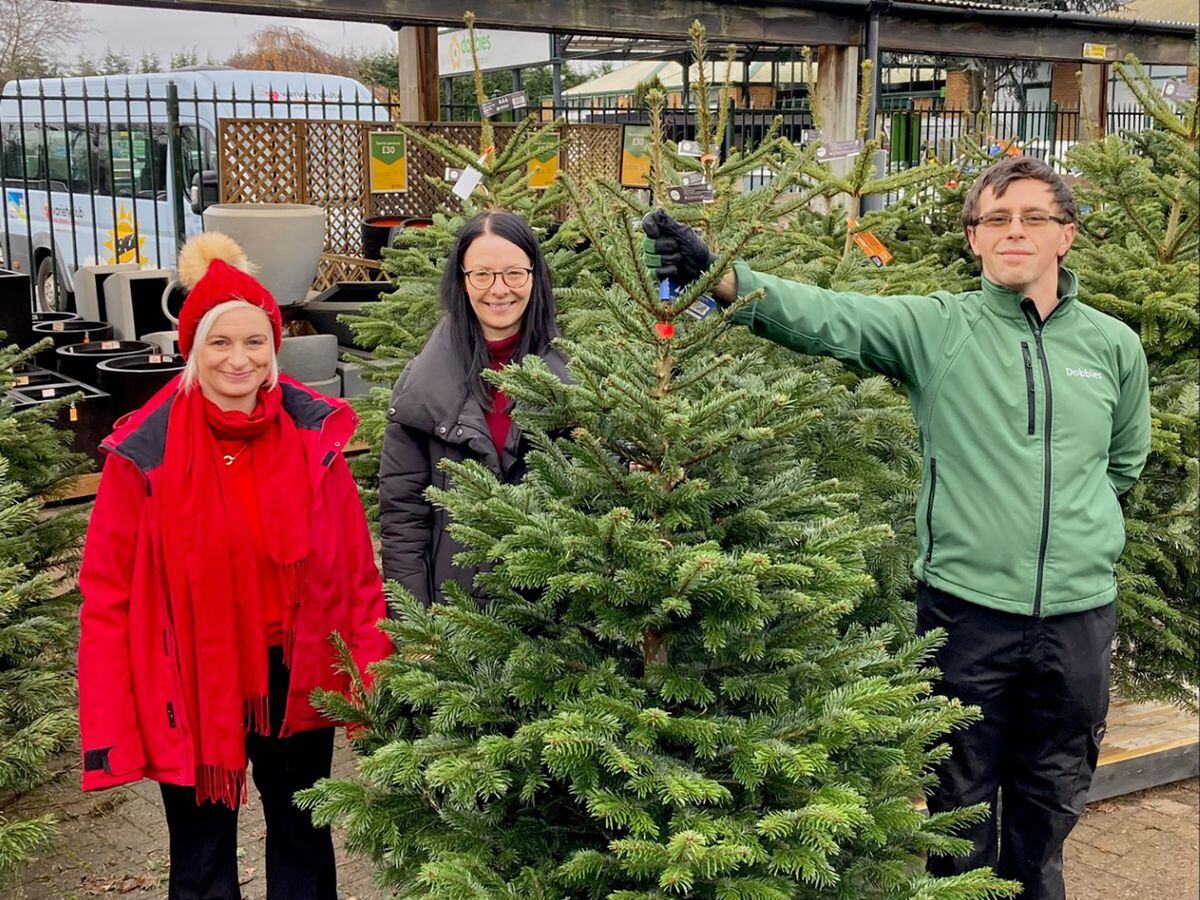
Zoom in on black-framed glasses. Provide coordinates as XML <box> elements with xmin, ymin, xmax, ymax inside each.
<box><xmin>462</xmin><ymin>267</ymin><xmax>533</xmax><ymax>290</ymax></box>
<box><xmin>968</xmin><ymin>212</ymin><xmax>1072</xmax><ymax>229</ymax></box>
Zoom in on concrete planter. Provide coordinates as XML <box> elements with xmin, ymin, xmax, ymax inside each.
<box><xmin>201</xmin><ymin>204</ymin><xmax>326</xmax><ymax>306</ymax></box>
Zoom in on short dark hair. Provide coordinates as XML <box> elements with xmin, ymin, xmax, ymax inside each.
<box><xmin>440</xmin><ymin>209</ymin><xmax>558</xmax><ymax>408</ymax></box>
<box><xmin>962</xmin><ymin>156</ymin><xmax>1077</xmax><ymax>234</ymax></box>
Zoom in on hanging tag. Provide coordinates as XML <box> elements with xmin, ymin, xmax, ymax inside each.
<box><xmin>680</xmin><ymin>172</ymin><xmax>706</xmax><ymax>186</ymax></box>
<box><xmin>40</xmin><ymin>388</ymin><xmax>55</xmax><ymax>398</ymax></box>
<box><xmin>100</xmin><ymin>340</ymin><xmax>119</xmax><ymax>350</ymax></box>
<box><xmin>659</xmin><ymin>279</ymin><xmax>673</xmax><ymax>303</ymax></box>
<box><xmin>15</xmin><ymin>375</ymin><xmax>29</xmax><ymax>386</ymax></box>
<box><xmin>69</xmin><ymin>401</ymin><xmax>78</xmax><ymax>423</ymax></box>
<box><xmin>676</xmin><ymin>140</ymin><xmax>703</xmax><ymax>158</ymax></box>
<box><xmin>451</xmin><ymin>166</ymin><xmax>484</xmax><ymax>200</ymax></box>
<box><xmin>684</xmin><ymin>295</ymin><xmax>718</xmax><ymax>320</ymax></box>
<box><xmin>801</xmin><ymin>128</ymin><xmax>822</xmax><ymax>143</ymax></box>
<box><xmin>655</xmin><ymin>322</ymin><xmax>676</xmax><ymax>339</ymax></box>
<box><xmin>847</xmin><ymin>216</ymin><xmax>893</xmax><ymax>267</ymax></box>
<box><xmin>1163</xmin><ymin>80</ymin><xmax>1197</xmax><ymax>102</ymax></box>
<box><xmin>148</xmin><ymin>354</ymin><xmax>164</xmax><ymax>364</ymax></box>
<box><xmin>667</xmin><ymin>183</ymin><xmax>714</xmax><ymax>204</ymax></box>
<box><xmin>51</xmin><ymin>322</ymin><xmax>64</xmax><ymax>332</ymax></box>
<box><xmin>815</xmin><ymin>139</ymin><xmax>864</xmax><ymax>161</ymax></box>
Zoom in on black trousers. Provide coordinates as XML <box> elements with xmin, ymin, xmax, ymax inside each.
<box><xmin>159</xmin><ymin>646</ymin><xmax>337</xmax><ymax>900</ymax></box>
<box><xmin>917</xmin><ymin>583</ymin><xmax>1115</xmax><ymax>900</ymax></box>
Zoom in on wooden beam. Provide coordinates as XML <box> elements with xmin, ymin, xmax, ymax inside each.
<box><xmin>396</xmin><ymin>25</ymin><xmax>439</xmax><ymax>121</ymax></box>
<box><xmin>878</xmin><ymin>17</ymin><xmax>1194</xmax><ymax>65</ymax></box>
<box><xmin>65</xmin><ymin>0</ymin><xmax>1197</xmax><ymax>64</ymax></box>
<box><xmin>67</xmin><ymin>0</ymin><xmax>865</xmax><ymax>47</ymax></box>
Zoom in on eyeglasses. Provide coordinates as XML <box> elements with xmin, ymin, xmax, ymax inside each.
<box><xmin>462</xmin><ymin>267</ymin><xmax>533</xmax><ymax>290</ymax></box>
<box><xmin>969</xmin><ymin>212</ymin><xmax>1072</xmax><ymax>230</ymax></box>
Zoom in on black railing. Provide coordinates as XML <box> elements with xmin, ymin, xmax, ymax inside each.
<box><xmin>0</xmin><ymin>75</ymin><xmax>1165</xmax><ymax>317</ymax></box>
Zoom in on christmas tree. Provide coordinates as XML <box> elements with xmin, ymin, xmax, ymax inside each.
<box><xmin>300</xmin><ymin>146</ymin><xmax>1019</xmax><ymax>895</ymax></box>
<box><xmin>0</xmin><ymin>340</ymin><xmax>87</xmax><ymax>874</ymax></box>
<box><xmin>1066</xmin><ymin>57</ymin><xmax>1199</xmax><ymax>709</ymax></box>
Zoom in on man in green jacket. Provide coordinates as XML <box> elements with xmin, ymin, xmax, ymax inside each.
<box><xmin>643</xmin><ymin>156</ymin><xmax>1150</xmax><ymax>899</ymax></box>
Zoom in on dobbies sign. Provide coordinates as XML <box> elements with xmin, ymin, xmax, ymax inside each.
<box><xmin>438</xmin><ymin>27</ymin><xmax>552</xmax><ymax>75</ymax></box>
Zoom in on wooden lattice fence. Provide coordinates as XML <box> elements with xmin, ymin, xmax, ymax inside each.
<box><xmin>218</xmin><ymin>119</ymin><xmax>622</xmax><ymax>259</ymax></box>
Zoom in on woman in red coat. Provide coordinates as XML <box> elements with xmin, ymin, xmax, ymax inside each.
<box><xmin>78</xmin><ymin>232</ymin><xmax>393</xmax><ymax>900</ymax></box>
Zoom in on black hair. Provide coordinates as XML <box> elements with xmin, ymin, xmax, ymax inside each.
<box><xmin>440</xmin><ymin>209</ymin><xmax>558</xmax><ymax>408</ymax></box>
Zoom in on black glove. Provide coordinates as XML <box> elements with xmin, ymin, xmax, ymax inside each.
<box><xmin>641</xmin><ymin>209</ymin><xmax>716</xmax><ymax>287</ymax></box>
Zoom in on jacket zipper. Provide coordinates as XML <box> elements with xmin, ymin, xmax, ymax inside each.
<box><xmin>1024</xmin><ymin>307</ymin><xmax>1054</xmax><ymax>617</ymax></box>
<box><xmin>925</xmin><ymin>457</ymin><xmax>937</xmax><ymax>564</ymax></box>
<box><xmin>1021</xmin><ymin>342</ymin><xmax>1035</xmax><ymax>435</ymax></box>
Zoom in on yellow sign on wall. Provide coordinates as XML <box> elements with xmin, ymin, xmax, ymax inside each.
<box><xmin>368</xmin><ymin>132</ymin><xmax>408</xmax><ymax>193</ymax></box>
<box><xmin>1082</xmin><ymin>42</ymin><xmax>1114</xmax><ymax>61</ymax></box>
<box><xmin>527</xmin><ymin>135</ymin><xmax>559</xmax><ymax>190</ymax></box>
<box><xmin>620</xmin><ymin>124</ymin><xmax>652</xmax><ymax>189</ymax></box>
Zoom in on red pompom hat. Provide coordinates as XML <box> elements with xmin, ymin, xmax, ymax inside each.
<box><xmin>175</xmin><ymin>231</ymin><xmax>282</xmax><ymax>358</ymax></box>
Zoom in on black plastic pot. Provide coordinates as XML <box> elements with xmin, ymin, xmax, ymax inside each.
<box><xmin>361</xmin><ymin>215</ymin><xmax>432</xmax><ymax>261</ymax></box>
<box><xmin>31</xmin><ymin>310</ymin><xmax>79</xmax><ymax>325</ymax></box>
<box><xmin>7</xmin><ymin>364</ymin><xmax>67</xmax><ymax>391</ymax></box>
<box><xmin>0</xmin><ymin>268</ymin><xmax>33</xmax><ymax>349</ymax></box>
<box><xmin>56</xmin><ymin>339</ymin><xmax>156</xmax><ymax>386</ymax></box>
<box><xmin>10</xmin><ymin>378</ymin><xmax>113</xmax><ymax>463</ymax></box>
<box><xmin>31</xmin><ymin>319</ymin><xmax>115</xmax><ymax>368</ymax></box>
<box><xmin>96</xmin><ymin>353</ymin><xmax>185</xmax><ymax>415</ymax></box>
<box><xmin>302</xmin><ymin>281</ymin><xmax>391</xmax><ymax>350</ymax></box>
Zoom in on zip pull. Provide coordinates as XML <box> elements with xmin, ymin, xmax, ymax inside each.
<box><xmin>1021</xmin><ymin>342</ymin><xmax>1035</xmax><ymax>435</ymax></box>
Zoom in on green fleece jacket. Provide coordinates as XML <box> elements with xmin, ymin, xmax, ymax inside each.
<box><xmin>732</xmin><ymin>262</ymin><xmax>1150</xmax><ymax>617</ymax></box>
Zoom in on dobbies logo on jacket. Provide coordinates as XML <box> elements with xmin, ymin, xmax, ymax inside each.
<box><xmin>1066</xmin><ymin>367</ymin><xmax>1103</xmax><ymax>379</ymax></box>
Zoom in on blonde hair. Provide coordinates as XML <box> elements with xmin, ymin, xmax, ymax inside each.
<box><xmin>180</xmin><ymin>300</ymin><xmax>279</xmax><ymax>392</ymax></box>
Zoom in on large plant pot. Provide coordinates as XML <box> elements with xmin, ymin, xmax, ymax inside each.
<box><xmin>361</xmin><ymin>215</ymin><xmax>432</xmax><ymax>262</ymax></box>
<box><xmin>0</xmin><ymin>267</ymin><xmax>34</xmax><ymax>349</ymax></box>
<box><xmin>202</xmin><ymin>203</ymin><xmax>327</xmax><ymax>306</ymax></box>
<box><xmin>96</xmin><ymin>353</ymin><xmax>185</xmax><ymax>415</ymax></box>
<box><xmin>303</xmin><ymin>281</ymin><xmax>391</xmax><ymax>350</ymax></box>
<box><xmin>31</xmin><ymin>319</ymin><xmax>114</xmax><ymax>368</ymax></box>
<box><xmin>56</xmin><ymin>339</ymin><xmax>156</xmax><ymax>386</ymax></box>
<box><xmin>10</xmin><ymin>378</ymin><xmax>113</xmax><ymax>463</ymax></box>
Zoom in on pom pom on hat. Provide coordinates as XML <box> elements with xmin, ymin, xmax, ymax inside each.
<box><xmin>175</xmin><ymin>231</ymin><xmax>282</xmax><ymax>358</ymax></box>
<box><xmin>177</xmin><ymin>231</ymin><xmax>253</xmax><ymax>290</ymax></box>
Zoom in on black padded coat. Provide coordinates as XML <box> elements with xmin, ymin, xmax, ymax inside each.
<box><xmin>378</xmin><ymin>319</ymin><xmax>569</xmax><ymax>607</ymax></box>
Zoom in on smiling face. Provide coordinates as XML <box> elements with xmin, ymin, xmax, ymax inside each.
<box><xmin>462</xmin><ymin>231</ymin><xmax>533</xmax><ymax>341</ymax></box>
<box><xmin>195</xmin><ymin>304</ymin><xmax>273</xmax><ymax>413</ymax></box>
<box><xmin>967</xmin><ymin>178</ymin><xmax>1076</xmax><ymax>299</ymax></box>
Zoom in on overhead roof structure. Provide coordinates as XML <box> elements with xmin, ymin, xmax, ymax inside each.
<box><xmin>67</xmin><ymin>0</ymin><xmax>1198</xmax><ymax>65</ymax></box>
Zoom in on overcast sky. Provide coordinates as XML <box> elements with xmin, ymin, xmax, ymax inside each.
<box><xmin>69</xmin><ymin>3</ymin><xmax>397</xmax><ymax>63</ymax></box>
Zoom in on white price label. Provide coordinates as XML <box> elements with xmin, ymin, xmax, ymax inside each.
<box><xmin>452</xmin><ymin>165</ymin><xmax>484</xmax><ymax>200</ymax></box>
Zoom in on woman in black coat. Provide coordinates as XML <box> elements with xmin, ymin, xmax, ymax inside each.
<box><xmin>379</xmin><ymin>210</ymin><xmax>568</xmax><ymax>606</ymax></box>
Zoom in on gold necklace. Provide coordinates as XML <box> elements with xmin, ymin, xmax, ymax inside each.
<box><xmin>222</xmin><ymin>442</ymin><xmax>251</xmax><ymax>466</ymax></box>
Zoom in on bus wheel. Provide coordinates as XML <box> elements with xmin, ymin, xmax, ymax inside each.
<box><xmin>36</xmin><ymin>256</ymin><xmax>72</xmax><ymax>313</ymax></box>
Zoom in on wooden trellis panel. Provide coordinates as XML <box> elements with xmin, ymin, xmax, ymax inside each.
<box><xmin>305</xmin><ymin>121</ymin><xmax>370</xmax><ymax>257</ymax></box>
<box><xmin>218</xmin><ymin>119</ymin><xmax>306</xmax><ymax>204</ymax></box>
<box><xmin>219</xmin><ymin>118</ymin><xmax>622</xmax><ymax>258</ymax></box>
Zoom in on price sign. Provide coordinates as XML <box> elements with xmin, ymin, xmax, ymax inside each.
<box><xmin>368</xmin><ymin>132</ymin><xmax>408</xmax><ymax>194</ymax></box>
<box><xmin>620</xmin><ymin>124</ymin><xmax>652</xmax><ymax>189</ymax></box>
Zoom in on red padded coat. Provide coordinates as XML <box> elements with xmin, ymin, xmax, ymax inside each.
<box><xmin>78</xmin><ymin>376</ymin><xmax>393</xmax><ymax>792</ymax></box>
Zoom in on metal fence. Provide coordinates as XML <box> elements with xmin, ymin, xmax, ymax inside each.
<box><xmin>0</xmin><ymin>75</ymin><xmax>1165</xmax><ymax>315</ymax></box>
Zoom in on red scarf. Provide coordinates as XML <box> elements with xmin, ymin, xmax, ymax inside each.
<box><xmin>485</xmin><ymin>331</ymin><xmax>520</xmax><ymax>453</ymax></box>
<box><xmin>160</xmin><ymin>384</ymin><xmax>313</xmax><ymax>807</ymax></box>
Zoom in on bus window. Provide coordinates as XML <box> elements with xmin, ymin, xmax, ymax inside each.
<box><xmin>44</xmin><ymin>125</ymin><xmax>97</xmax><ymax>193</ymax></box>
<box><xmin>1</xmin><ymin>123</ymin><xmax>45</xmax><ymax>183</ymax></box>
<box><xmin>180</xmin><ymin>124</ymin><xmax>216</xmax><ymax>186</ymax></box>
<box><xmin>106</xmin><ymin>124</ymin><xmax>169</xmax><ymax>199</ymax></box>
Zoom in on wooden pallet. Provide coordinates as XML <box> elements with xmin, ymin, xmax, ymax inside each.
<box><xmin>1089</xmin><ymin>697</ymin><xmax>1199</xmax><ymax>802</ymax></box>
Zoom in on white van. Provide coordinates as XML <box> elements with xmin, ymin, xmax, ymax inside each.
<box><xmin>0</xmin><ymin>68</ymin><xmax>386</xmax><ymax>310</ymax></box>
